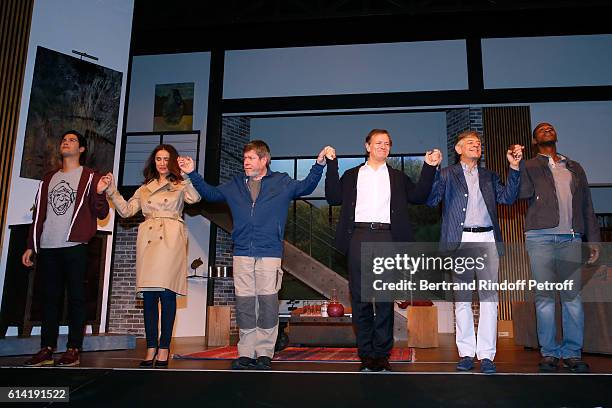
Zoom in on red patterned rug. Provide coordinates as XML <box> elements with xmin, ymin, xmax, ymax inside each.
<box><xmin>175</xmin><ymin>346</ymin><xmax>415</xmax><ymax>362</ymax></box>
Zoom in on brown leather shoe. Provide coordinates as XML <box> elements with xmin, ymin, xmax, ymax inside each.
<box><xmin>56</xmin><ymin>348</ymin><xmax>80</xmax><ymax>367</ymax></box>
<box><xmin>23</xmin><ymin>347</ymin><xmax>54</xmax><ymax>367</ymax></box>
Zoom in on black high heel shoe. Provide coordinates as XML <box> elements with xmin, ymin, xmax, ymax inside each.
<box><xmin>139</xmin><ymin>348</ymin><xmax>157</xmax><ymax>368</ymax></box>
<box><xmin>154</xmin><ymin>349</ymin><xmax>169</xmax><ymax>368</ymax></box>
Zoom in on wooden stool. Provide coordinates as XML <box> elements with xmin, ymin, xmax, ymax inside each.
<box><xmin>205</xmin><ymin>306</ymin><xmax>231</xmax><ymax>347</ymax></box>
<box><xmin>406</xmin><ymin>305</ymin><xmax>439</xmax><ymax>348</ymax></box>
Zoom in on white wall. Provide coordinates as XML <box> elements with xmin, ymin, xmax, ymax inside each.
<box><xmin>126</xmin><ymin>52</ymin><xmax>212</xmax><ymax>336</ymax></box>
<box><xmin>128</xmin><ymin>52</ymin><xmax>211</xmax><ymax>174</ymax></box>
<box><xmin>0</xmin><ymin>0</ymin><xmax>134</xmax><ymax>336</ymax></box>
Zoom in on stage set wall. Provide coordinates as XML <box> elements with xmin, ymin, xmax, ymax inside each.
<box><xmin>110</xmin><ymin>52</ymin><xmax>212</xmax><ymax>338</ymax></box>
<box><xmin>220</xmin><ymin>41</ymin><xmax>612</xmax><ymax>334</ymax></box>
<box><xmin>0</xmin><ymin>0</ymin><xmax>134</xmax><ymax>337</ymax></box>
<box><xmin>116</xmin><ymin>39</ymin><xmax>612</xmax><ymax>338</ymax></box>
<box><xmin>3</xmin><ymin>20</ymin><xmax>612</xmax><ymax>341</ymax></box>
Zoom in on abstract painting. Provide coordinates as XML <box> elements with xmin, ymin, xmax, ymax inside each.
<box><xmin>20</xmin><ymin>46</ymin><xmax>122</xmax><ymax>180</ymax></box>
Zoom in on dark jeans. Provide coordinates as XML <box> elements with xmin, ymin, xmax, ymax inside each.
<box><xmin>142</xmin><ymin>290</ymin><xmax>177</xmax><ymax>349</ymax></box>
<box><xmin>38</xmin><ymin>244</ymin><xmax>88</xmax><ymax>349</ymax></box>
<box><xmin>348</xmin><ymin>227</ymin><xmax>394</xmax><ymax>359</ymax></box>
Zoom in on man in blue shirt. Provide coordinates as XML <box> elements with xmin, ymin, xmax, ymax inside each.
<box><xmin>178</xmin><ymin>140</ymin><xmax>330</xmax><ymax>370</ymax></box>
<box><xmin>427</xmin><ymin>130</ymin><xmax>522</xmax><ymax>373</ymax></box>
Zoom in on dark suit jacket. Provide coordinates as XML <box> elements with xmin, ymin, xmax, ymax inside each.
<box><xmin>325</xmin><ymin>158</ymin><xmax>438</xmax><ymax>255</ymax></box>
<box><xmin>426</xmin><ymin>163</ymin><xmax>520</xmax><ymax>254</ymax></box>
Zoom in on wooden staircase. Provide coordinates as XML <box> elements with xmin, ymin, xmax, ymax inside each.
<box><xmin>196</xmin><ymin>201</ymin><xmax>408</xmax><ymax>341</ymax></box>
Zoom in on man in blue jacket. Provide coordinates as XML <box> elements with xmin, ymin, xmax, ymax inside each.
<box><xmin>178</xmin><ymin>140</ymin><xmax>330</xmax><ymax>370</ymax></box>
<box><xmin>426</xmin><ymin>130</ymin><xmax>522</xmax><ymax>374</ymax></box>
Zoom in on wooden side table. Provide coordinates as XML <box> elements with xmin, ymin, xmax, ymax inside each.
<box><xmin>406</xmin><ymin>305</ymin><xmax>439</xmax><ymax>348</ymax></box>
<box><xmin>205</xmin><ymin>305</ymin><xmax>231</xmax><ymax>347</ymax></box>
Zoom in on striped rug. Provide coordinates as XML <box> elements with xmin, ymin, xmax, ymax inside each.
<box><xmin>175</xmin><ymin>346</ymin><xmax>415</xmax><ymax>362</ymax></box>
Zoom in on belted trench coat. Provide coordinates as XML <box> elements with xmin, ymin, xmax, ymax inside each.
<box><xmin>107</xmin><ymin>178</ymin><xmax>200</xmax><ymax>295</ymax></box>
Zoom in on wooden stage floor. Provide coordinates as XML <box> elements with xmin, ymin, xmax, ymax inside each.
<box><xmin>0</xmin><ymin>335</ymin><xmax>611</xmax><ymax>407</ymax></box>
<box><xmin>1</xmin><ymin>334</ymin><xmax>610</xmax><ymax>373</ymax></box>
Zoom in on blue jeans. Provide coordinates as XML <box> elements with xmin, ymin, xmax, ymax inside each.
<box><xmin>525</xmin><ymin>233</ymin><xmax>584</xmax><ymax>359</ymax></box>
<box><xmin>142</xmin><ymin>290</ymin><xmax>177</xmax><ymax>349</ymax></box>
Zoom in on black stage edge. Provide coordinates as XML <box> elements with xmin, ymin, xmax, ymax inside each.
<box><xmin>1</xmin><ymin>368</ymin><xmax>610</xmax><ymax>407</ymax></box>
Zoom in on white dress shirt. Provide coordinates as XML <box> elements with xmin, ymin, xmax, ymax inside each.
<box><xmin>355</xmin><ymin>162</ymin><xmax>391</xmax><ymax>223</ymax></box>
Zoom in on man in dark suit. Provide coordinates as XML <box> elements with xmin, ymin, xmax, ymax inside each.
<box><xmin>426</xmin><ymin>130</ymin><xmax>522</xmax><ymax>373</ymax></box>
<box><xmin>325</xmin><ymin>128</ymin><xmax>441</xmax><ymax>372</ymax></box>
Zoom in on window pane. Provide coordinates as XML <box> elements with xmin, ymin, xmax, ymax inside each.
<box><xmin>164</xmin><ymin>133</ymin><xmax>199</xmax><ymax>168</ymax></box>
<box><xmin>387</xmin><ymin>156</ymin><xmax>403</xmax><ymax>172</ymax></box>
<box><xmin>225</xmin><ymin>41</ymin><xmax>468</xmax><ymax>98</ymax></box>
<box><xmin>530</xmin><ymin>101</ymin><xmax>612</xmax><ymax>185</ymax></box>
<box><xmin>123</xmin><ymin>135</ymin><xmax>160</xmax><ymax>186</ymax></box>
<box><xmin>403</xmin><ymin>156</ymin><xmax>425</xmax><ymax>180</ymax></box>
<box><xmin>402</xmin><ymin>155</ymin><xmax>440</xmax><ymax>242</ymax></box>
<box><xmin>252</xmin><ymin>112</ymin><xmax>447</xmax><ymax>158</ymax></box>
<box><xmin>296</xmin><ymin>159</ymin><xmax>326</xmax><ymax>198</ymax></box>
<box><xmin>270</xmin><ymin>159</ymin><xmax>294</xmax><ymax>179</ymax></box>
<box><xmin>337</xmin><ymin>157</ymin><xmax>366</xmax><ymax>176</ymax></box>
<box><xmin>482</xmin><ymin>35</ymin><xmax>612</xmax><ymax>89</ymax></box>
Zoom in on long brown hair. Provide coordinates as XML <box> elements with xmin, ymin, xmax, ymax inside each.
<box><xmin>143</xmin><ymin>144</ymin><xmax>183</xmax><ymax>184</ymax></box>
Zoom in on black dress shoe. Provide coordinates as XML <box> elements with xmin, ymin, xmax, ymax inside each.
<box><xmin>140</xmin><ymin>349</ymin><xmax>157</xmax><ymax>368</ymax></box>
<box><xmin>139</xmin><ymin>359</ymin><xmax>155</xmax><ymax>368</ymax></box>
<box><xmin>154</xmin><ymin>349</ymin><xmax>170</xmax><ymax>368</ymax></box>
<box><xmin>255</xmin><ymin>356</ymin><xmax>272</xmax><ymax>370</ymax></box>
<box><xmin>359</xmin><ymin>357</ymin><xmax>378</xmax><ymax>372</ymax></box>
<box><xmin>154</xmin><ymin>359</ymin><xmax>168</xmax><ymax>368</ymax></box>
<box><xmin>375</xmin><ymin>357</ymin><xmax>392</xmax><ymax>372</ymax></box>
<box><xmin>231</xmin><ymin>357</ymin><xmax>256</xmax><ymax>370</ymax></box>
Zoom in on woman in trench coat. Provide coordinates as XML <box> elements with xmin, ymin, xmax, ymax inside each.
<box><xmin>100</xmin><ymin>144</ymin><xmax>201</xmax><ymax>368</ymax></box>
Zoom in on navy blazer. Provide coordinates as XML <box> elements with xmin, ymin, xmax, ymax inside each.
<box><xmin>325</xmin><ymin>158</ymin><xmax>438</xmax><ymax>255</ymax></box>
<box><xmin>426</xmin><ymin>163</ymin><xmax>520</xmax><ymax>253</ymax></box>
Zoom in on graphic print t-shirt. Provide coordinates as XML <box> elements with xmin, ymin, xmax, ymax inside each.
<box><xmin>40</xmin><ymin>166</ymin><xmax>84</xmax><ymax>248</ymax></box>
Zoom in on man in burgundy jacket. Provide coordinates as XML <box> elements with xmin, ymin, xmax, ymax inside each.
<box><xmin>22</xmin><ymin>130</ymin><xmax>109</xmax><ymax>367</ymax></box>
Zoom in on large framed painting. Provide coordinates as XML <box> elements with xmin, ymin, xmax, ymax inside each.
<box><xmin>20</xmin><ymin>46</ymin><xmax>122</xmax><ymax>180</ymax></box>
<box><xmin>153</xmin><ymin>82</ymin><xmax>194</xmax><ymax>131</ymax></box>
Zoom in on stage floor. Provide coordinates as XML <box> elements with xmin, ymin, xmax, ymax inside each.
<box><xmin>1</xmin><ymin>334</ymin><xmax>610</xmax><ymax>373</ymax></box>
<box><xmin>0</xmin><ymin>335</ymin><xmax>610</xmax><ymax>407</ymax></box>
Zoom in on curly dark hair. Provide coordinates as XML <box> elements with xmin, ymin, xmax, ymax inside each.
<box><xmin>143</xmin><ymin>144</ymin><xmax>183</xmax><ymax>184</ymax></box>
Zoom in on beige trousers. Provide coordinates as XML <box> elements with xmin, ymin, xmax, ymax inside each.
<box><xmin>233</xmin><ymin>256</ymin><xmax>283</xmax><ymax>358</ymax></box>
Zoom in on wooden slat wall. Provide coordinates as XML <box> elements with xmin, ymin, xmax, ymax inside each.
<box><xmin>0</xmin><ymin>0</ymin><xmax>34</xmax><ymax>249</ymax></box>
<box><xmin>482</xmin><ymin>107</ymin><xmax>534</xmax><ymax>320</ymax></box>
